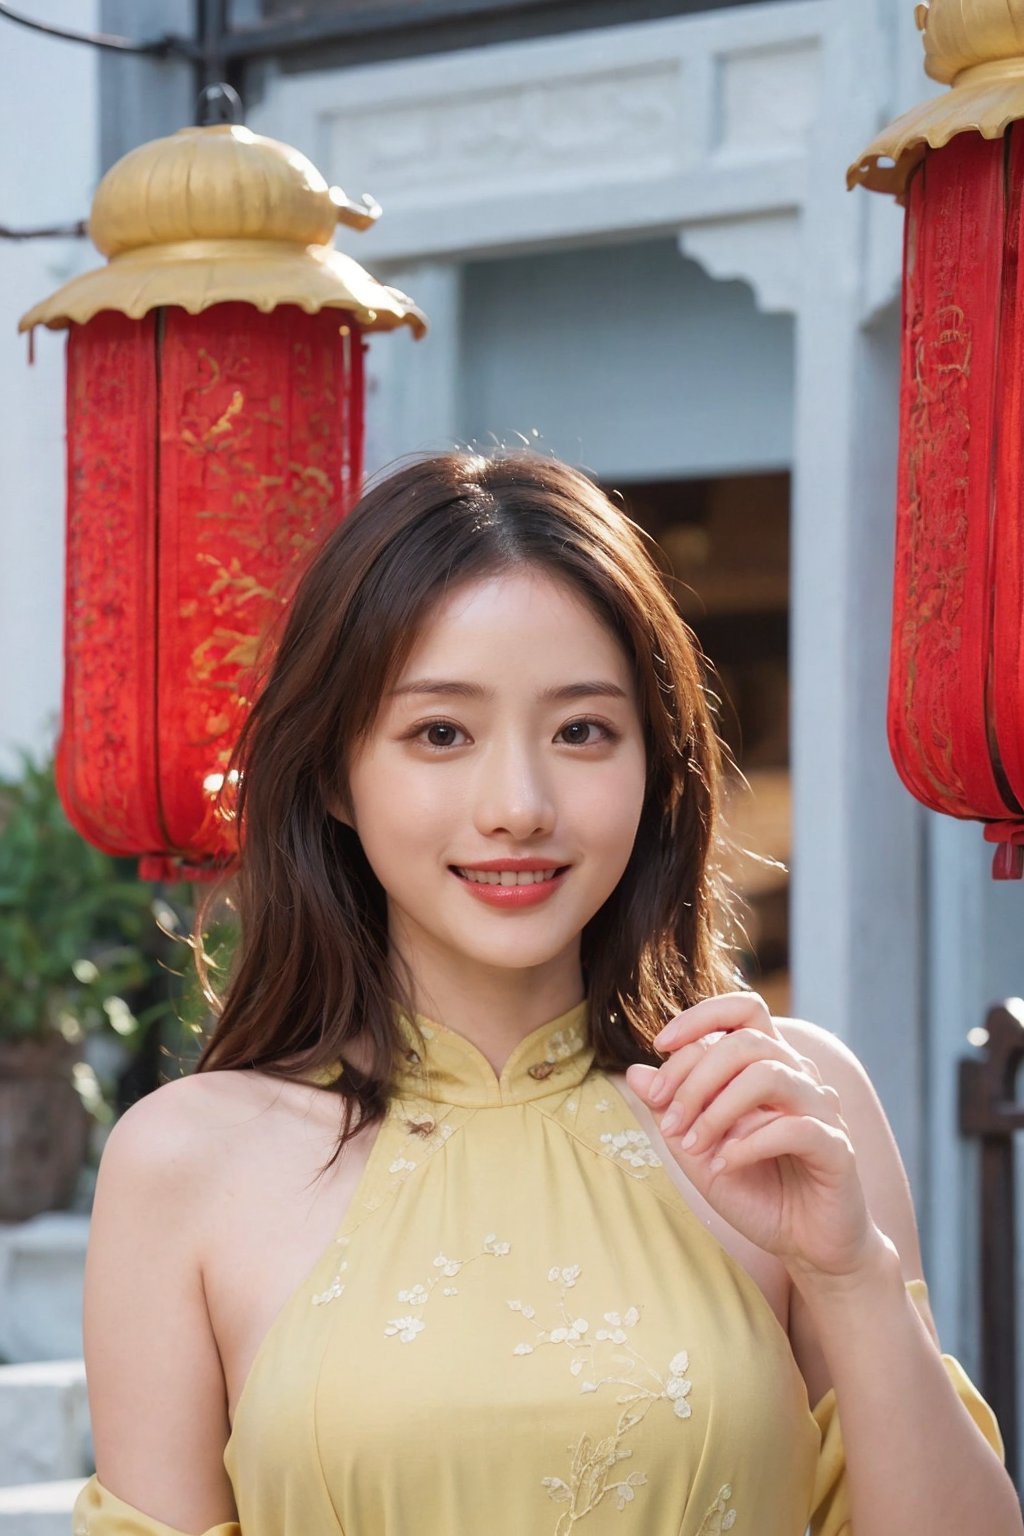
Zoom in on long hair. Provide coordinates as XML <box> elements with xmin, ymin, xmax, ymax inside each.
<box><xmin>193</xmin><ymin>450</ymin><xmax>745</xmax><ymax>1170</ymax></box>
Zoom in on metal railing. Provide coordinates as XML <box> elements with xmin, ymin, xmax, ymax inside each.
<box><xmin>958</xmin><ymin>999</ymin><xmax>1024</xmax><ymax>1489</ymax></box>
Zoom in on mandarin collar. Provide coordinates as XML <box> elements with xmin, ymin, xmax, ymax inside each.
<box><xmin>391</xmin><ymin>998</ymin><xmax>593</xmax><ymax>1108</ymax></box>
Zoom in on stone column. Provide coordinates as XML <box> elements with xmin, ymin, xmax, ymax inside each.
<box><xmin>788</xmin><ymin>0</ymin><xmax>928</xmax><ymax>1194</ymax></box>
<box><xmin>361</xmin><ymin>261</ymin><xmax>463</xmax><ymax>478</ymax></box>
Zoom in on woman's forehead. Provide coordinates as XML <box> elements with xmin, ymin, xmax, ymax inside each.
<box><xmin>394</xmin><ymin>570</ymin><xmax>633</xmax><ymax>685</ymax></box>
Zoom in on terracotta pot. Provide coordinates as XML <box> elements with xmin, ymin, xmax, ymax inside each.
<box><xmin>0</xmin><ymin>1035</ymin><xmax>90</xmax><ymax>1222</ymax></box>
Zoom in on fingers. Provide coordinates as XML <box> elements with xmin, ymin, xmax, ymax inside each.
<box><xmin>653</xmin><ymin>991</ymin><xmax>775</xmax><ymax>1050</ymax></box>
<box><xmin>646</xmin><ymin>1025</ymin><xmax>814</xmax><ymax>1118</ymax></box>
<box><xmin>660</xmin><ymin>1059</ymin><xmax>844</xmax><ymax>1152</ymax></box>
<box><xmin>708</xmin><ymin>1115</ymin><xmax>855</xmax><ymax>1178</ymax></box>
<box><xmin>628</xmin><ymin>992</ymin><xmax>846</xmax><ymax>1168</ymax></box>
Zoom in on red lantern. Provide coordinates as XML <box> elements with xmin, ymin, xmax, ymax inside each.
<box><xmin>850</xmin><ymin>0</ymin><xmax>1024</xmax><ymax>877</ymax></box>
<box><xmin>20</xmin><ymin>126</ymin><xmax>424</xmax><ymax>882</ymax></box>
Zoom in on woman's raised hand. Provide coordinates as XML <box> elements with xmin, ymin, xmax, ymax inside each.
<box><xmin>625</xmin><ymin>992</ymin><xmax>882</xmax><ymax>1285</ymax></box>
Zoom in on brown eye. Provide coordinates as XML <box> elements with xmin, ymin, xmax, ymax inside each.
<box><xmin>423</xmin><ymin>722</ymin><xmax>461</xmax><ymax>748</ymax></box>
<box><xmin>559</xmin><ymin>719</ymin><xmax>615</xmax><ymax>746</ymax></box>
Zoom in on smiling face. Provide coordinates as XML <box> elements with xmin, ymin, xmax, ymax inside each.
<box><xmin>335</xmin><ymin>566</ymin><xmax>648</xmax><ymax>1014</ymax></box>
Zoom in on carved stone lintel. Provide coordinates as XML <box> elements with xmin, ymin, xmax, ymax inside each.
<box><xmin>677</xmin><ymin>209</ymin><xmax>802</xmax><ymax>317</ymax></box>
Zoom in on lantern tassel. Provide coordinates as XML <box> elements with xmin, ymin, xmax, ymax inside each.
<box><xmin>983</xmin><ymin>822</ymin><xmax>1024</xmax><ymax>880</ymax></box>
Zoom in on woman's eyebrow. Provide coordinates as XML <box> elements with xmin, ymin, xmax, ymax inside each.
<box><xmin>389</xmin><ymin>679</ymin><xmax>629</xmax><ymax>702</ymax></box>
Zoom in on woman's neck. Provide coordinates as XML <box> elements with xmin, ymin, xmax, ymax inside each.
<box><xmin>392</xmin><ymin>955</ymin><xmax>586</xmax><ymax>1078</ymax></box>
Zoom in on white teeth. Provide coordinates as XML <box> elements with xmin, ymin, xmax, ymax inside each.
<box><xmin>457</xmin><ymin>867</ymin><xmax>561</xmax><ymax>886</ymax></box>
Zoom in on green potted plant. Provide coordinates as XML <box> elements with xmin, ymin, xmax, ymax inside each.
<box><xmin>0</xmin><ymin>745</ymin><xmax>172</xmax><ymax>1221</ymax></box>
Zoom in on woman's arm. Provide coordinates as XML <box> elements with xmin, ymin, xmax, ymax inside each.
<box><xmin>82</xmin><ymin>1078</ymin><xmax>239</xmax><ymax>1534</ymax></box>
<box><xmin>779</xmin><ymin>1017</ymin><xmax>1021</xmax><ymax>1536</ymax></box>
<box><xmin>626</xmin><ymin>995</ymin><xmax>1022</xmax><ymax>1536</ymax></box>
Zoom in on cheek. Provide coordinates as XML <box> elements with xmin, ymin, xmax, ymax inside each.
<box><xmin>348</xmin><ymin>755</ymin><xmax>460</xmax><ymax>863</ymax></box>
<box><xmin>565</xmin><ymin>756</ymin><xmax>647</xmax><ymax>847</ymax></box>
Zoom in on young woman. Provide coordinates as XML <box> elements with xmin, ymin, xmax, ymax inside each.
<box><xmin>74</xmin><ymin>452</ymin><xmax>1016</xmax><ymax>1536</ymax></box>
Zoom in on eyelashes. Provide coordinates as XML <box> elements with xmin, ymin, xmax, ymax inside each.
<box><xmin>408</xmin><ymin>718</ymin><xmax>621</xmax><ymax>752</ymax></box>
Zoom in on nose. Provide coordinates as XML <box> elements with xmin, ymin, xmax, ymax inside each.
<box><xmin>472</xmin><ymin>737</ymin><xmax>556</xmax><ymax>842</ymax></box>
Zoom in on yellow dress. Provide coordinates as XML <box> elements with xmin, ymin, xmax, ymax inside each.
<box><xmin>74</xmin><ymin>1000</ymin><xmax>1003</xmax><ymax>1536</ymax></box>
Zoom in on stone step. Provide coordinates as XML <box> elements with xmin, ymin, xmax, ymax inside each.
<box><xmin>0</xmin><ymin>1477</ymin><xmax>87</xmax><ymax>1535</ymax></box>
<box><xmin>0</xmin><ymin>1213</ymin><xmax>90</xmax><ymax>1364</ymax></box>
<box><xmin>0</xmin><ymin>1361</ymin><xmax>91</xmax><ymax>1487</ymax></box>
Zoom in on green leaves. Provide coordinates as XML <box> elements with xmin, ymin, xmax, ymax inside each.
<box><xmin>0</xmin><ymin>745</ymin><xmax>167</xmax><ymax>1042</ymax></box>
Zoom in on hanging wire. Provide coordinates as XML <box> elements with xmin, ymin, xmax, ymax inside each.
<box><xmin>0</xmin><ymin>4</ymin><xmax>215</xmax><ymax>238</ymax></box>
<box><xmin>0</xmin><ymin>219</ymin><xmax>87</xmax><ymax>240</ymax></box>
<box><xmin>0</xmin><ymin>2</ymin><xmax>193</xmax><ymax>56</ymax></box>
<box><xmin>0</xmin><ymin>219</ymin><xmax>88</xmax><ymax>239</ymax></box>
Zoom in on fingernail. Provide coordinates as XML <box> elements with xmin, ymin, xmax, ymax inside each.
<box><xmin>648</xmin><ymin>1076</ymin><xmax>671</xmax><ymax>1106</ymax></box>
<box><xmin>661</xmin><ymin>1108</ymin><xmax>683</xmax><ymax>1135</ymax></box>
<box><xmin>680</xmin><ymin>1128</ymin><xmax>697</xmax><ymax>1150</ymax></box>
<box><xmin>653</xmin><ymin>1024</ymin><xmax>675</xmax><ymax>1048</ymax></box>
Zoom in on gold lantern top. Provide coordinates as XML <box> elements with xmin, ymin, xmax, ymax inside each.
<box><xmin>848</xmin><ymin>0</ymin><xmax>1024</xmax><ymax>199</ymax></box>
<box><xmin>19</xmin><ymin>124</ymin><xmax>426</xmax><ymax>336</ymax></box>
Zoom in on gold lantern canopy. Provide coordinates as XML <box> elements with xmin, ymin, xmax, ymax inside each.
<box><xmin>849</xmin><ymin>0</ymin><xmax>1024</xmax><ymax>199</ymax></box>
<box><xmin>21</xmin><ymin>122</ymin><xmax>426</xmax><ymax>335</ymax></box>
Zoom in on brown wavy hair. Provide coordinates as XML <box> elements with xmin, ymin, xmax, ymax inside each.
<box><xmin>193</xmin><ymin>450</ymin><xmax>745</xmax><ymax>1169</ymax></box>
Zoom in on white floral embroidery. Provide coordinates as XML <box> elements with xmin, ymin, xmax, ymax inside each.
<box><xmin>509</xmin><ymin>1261</ymin><xmax>693</xmax><ymax>1529</ymax></box>
<box><xmin>386</xmin><ymin>1236</ymin><xmax>513</xmax><ymax>1339</ymax></box>
<box><xmin>311</xmin><ymin>1237</ymin><xmax>351</xmax><ymax>1306</ymax></box>
<box><xmin>548</xmin><ymin>1317</ymin><xmax>590</xmax><ymax>1344</ymax></box>
<box><xmin>507</xmin><ymin>1298</ymin><xmax>537</xmax><ymax>1319</ymax></box>
<box><xmin>600</xmin><ymin>1128</ymin><xmax>663</xmax><ymax>1170</ymax></box>
<box><xmin>397</xmin><ymin>1283</ymin><xmax>429</xmax><ymax>1305</ymax></box>
<box><xmin>665</xmin><ymin>1348</ymin><xmax>693</xmax><ymax>1419</ymax></box>
<box><xmin>543</xmin><ymin>1439</ymin><xmax>647</xmax><ymax>1528</ymax></box>
<box><xmin>697</xmin><ymin>1484</ymin><xmax>738</xmax><ymax>1534</ymax></box>
<box><xmin>384</xmin><ymin>1315</ymin><xmax>425</xmax><ymax>1342</ymax></box>
<box><xmin>547</xmin><ymin>1026</ymin><xmax>586</xmax><ymax>1061</ymax></box>
<box><xmin>594</xmin><ymin>1098</ymin><xmax>612</xmax><ymax>1112</ymax></box>
<box><xmin>389</xmin><ymin>1156</ymin><xmax>417</xmax><ymax>1174</ymax></box>
<box><xmin>311</xmin><ymin>1271</ymin><xmax>346</xmax><ymax>1306</ymax></box>
<box><xmin>595</xmin><ymin>1307</ymin><xmax>640</xmax><ymax>1342</ymax></box>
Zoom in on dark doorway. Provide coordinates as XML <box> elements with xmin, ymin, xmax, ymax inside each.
<box><xmin>613</xmin><ymin>472</ymin><xmax>791</xmax><ymax>1013</ymax></box>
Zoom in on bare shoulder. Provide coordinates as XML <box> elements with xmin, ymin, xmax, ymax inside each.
<box><xmin>83</xmin><ymin>1067</ymin><xmax>289</xmax><ymax>1531</ymax></box>
<box><xmin>772</xmin><ymin>1014</ymin><xmax>938</xmax><ymax>1349</ymax></box>
<box><xmin>105</xmin><ymin>1062</ymin><xmax>305</xmax><ymax>1173</ymax></box>
<box><xmin>771</xmin><ymin>1014</ymin><xmax>869</xmax><ymax>1086</ymax></box>
<box><xmin>774</xmin><ymin>1014</ymin><xmax>923</xmax><ymax>1201</ymax></box>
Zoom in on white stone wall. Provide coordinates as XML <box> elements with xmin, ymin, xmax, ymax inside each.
<box><xmin>0</xmin><ymin>1</ymin><xmax>100</xmax><ymax>779</ymax></box>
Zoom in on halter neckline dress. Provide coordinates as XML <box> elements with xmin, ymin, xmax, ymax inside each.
<box><xmin>74</xmin><ymin>998</ymin><xmax>1003</xmax><ymax>1535</ymax></box>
